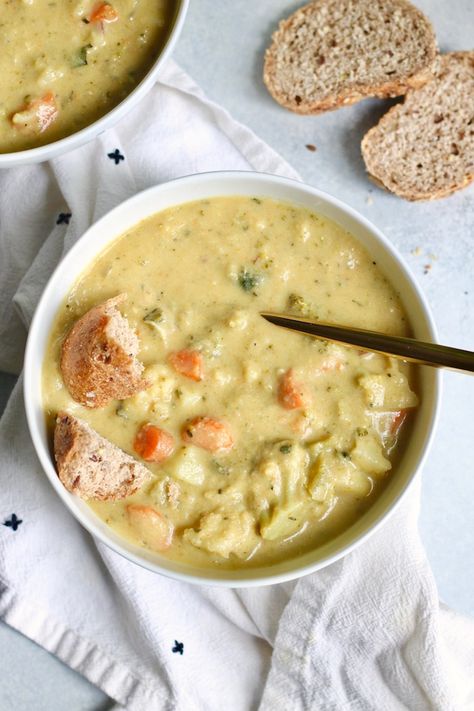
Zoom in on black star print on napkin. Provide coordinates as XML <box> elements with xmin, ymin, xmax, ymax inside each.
<box><xmin>3</xmin><ymin>514</ymin><xmax>22</xmax><ymax>531</ymax></box>
<box><xmin>56</xmin><ymin>212</ymin><xmax>72</xmax><ymax>225</ymax></box>
<box><xmin>172</xmin><ymin>640</ymin><xmax>184</xmax><ymax>655</ymax></box>
<box><xmin>107</xmin><ymin>149</ymin><xmax>125</xmax><ymax>165</ymax></box>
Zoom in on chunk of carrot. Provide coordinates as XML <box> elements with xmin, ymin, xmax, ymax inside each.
<box><xmin>90</xmin><ymin>2</ymin><xmax>119</xmax><ymax>23</ymax></box>
<box><xmin>134</xmin><ymin>423</ymin><xmax>175</xmax><ymax>463</ymax></box>
<box><xmin>390</xmin><ymin>409</ymin><xmax>408</xmax><ymax>436</ymax></box>
<box><xmin>278</xmin><ymin>369</ymin><xmax>305</xmax><ymax>410</ymax></box>
<box><xmin>11</xmin><ymin>92</ymin><xmax>58</xmax><ymax>134</ymax></box>
<box><xmin>126</xmin><ymin>505</ymin><xmax>173</xmax><ymax>550</ymax></box>
<box><xmin>168</xmin><ymin>349</ymin><xmax>204</xmax><ymax>381</ymax></box>
<box><xmin>182</xmin><ymin>416</ymin><xmax>234</xmax><ymax>453</ymax></box>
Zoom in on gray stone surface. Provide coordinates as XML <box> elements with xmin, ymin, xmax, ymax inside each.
<box><xmin>0</xmin><ymin>1</ymin><xmax>472</xmax><ymax>708</ymax></box>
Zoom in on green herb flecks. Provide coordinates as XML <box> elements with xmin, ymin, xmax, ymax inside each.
<box><xmin>116</xmin><ymin>403</ymin><xmax>129</xmax><ymax>419</ymax></box>
<box><xmin>238</xmin><ymin>268</ymin><xmax>263</xmax><ymax>294</ymax></box>
<box><xmin>143</xmin><ymin>307</ymin><xmax>163</xmax><ymax>323</ymax></box>
<box><xmin>72</xmin><ymin>44</ymin><xmax>93</xmax><ymax>68</ymax></box>
<box><xmin>213</xmin><ymin>460</ymin><xmax>230</xmax><ymax>476</ymax></box>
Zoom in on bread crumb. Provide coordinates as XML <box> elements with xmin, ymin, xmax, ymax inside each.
<box><xmin>411</xmin><ymin>246</ymin><xmax>422</xmax><ymax>256</ymax></box>
<box><xmin>366</xmin><ymin>195</ymin><xmax>374</xmax><ymax>206</ymax></box>
<box><xmin>305</xmin><ymin>144</ymin><xmax>317</xmax><ymax>152</ymax></box>
<box><xmin>423</xmin><ymin>264</ymin><xmax>432</xmax><ymax>275</ymax></box>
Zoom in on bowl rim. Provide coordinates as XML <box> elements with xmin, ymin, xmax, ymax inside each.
<box><xmin>0</xmin><ymin>0</ymin><xmax>189</xmax><ymax>168</ymax></box>
<box><xmin>24</xmin><ymin>170</ymin><xmax>442</xmax><ymax>587</ymax></box>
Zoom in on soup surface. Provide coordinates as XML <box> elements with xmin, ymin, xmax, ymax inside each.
<box><xmin>43</xmin><ymin>197</ymin><xmax>419</xmax><ymax>569</ymax></box>
<box><xmin>0</xmin><ymin>0</ymin><xmax>175</xmax><ymax>153</ymax></box>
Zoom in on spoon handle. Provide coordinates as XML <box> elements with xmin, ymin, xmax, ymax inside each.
<box><xmin>260</xmin><ymin>313</ymin><xmax>474</xmax><ymax>374</ymax></box>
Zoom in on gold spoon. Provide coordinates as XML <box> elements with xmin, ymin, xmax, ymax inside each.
<box><xmin>260</xmin><ymin>312</ymin><xmax>474</xmax><ymax>374</ymax></box>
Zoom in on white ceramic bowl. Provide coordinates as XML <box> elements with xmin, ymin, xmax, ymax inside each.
<box><xmin>24</xmin><ymin>171</ymin><xmax>441</xmax><ymax>587</ymax></box>
<box><xmin>0</xmin><ymin>0</ymin><xmax>188</xmax><ymax>168</ymax></box>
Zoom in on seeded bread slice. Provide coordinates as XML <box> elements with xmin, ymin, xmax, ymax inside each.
<box><xmin>362</xmin><ymin>52</ymin><xmax>474</xmax><ymax>200</ymax></box>
<box><xmin>61</xmin><ymin>294</ymin><xmax>148</xmax><ymax>409</ymax></box>
<box><xmin>263</xmin><ymin>0</ymin><xmax>436</xmax><ymax>115</ymax></box>
<box><xmin>54</xmin><ymin>412</ymin><xmax>150</xmax><ymax>500</ymax></box>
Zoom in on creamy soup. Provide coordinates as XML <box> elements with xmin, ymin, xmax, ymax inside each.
<box><xmin>0</xmin><ymin>0</ymin><xmax>175</xmax><ymax>153</ymax></box>
<box><xmin>43</xmin><ymin>197</ymin><xmax>419</xmax><ymax>569</ymax></box>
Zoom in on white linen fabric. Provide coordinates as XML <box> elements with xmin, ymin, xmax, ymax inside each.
<box><xmin>0</xmin><ymin>61</ymin><xmax>473</xmax><ymax>711</ymax></box>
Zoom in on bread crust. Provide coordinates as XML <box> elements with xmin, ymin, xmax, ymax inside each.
<box><xmin>60</xmin><ymin>294</ymin><xmax>148</xmax><ymax>408</ymax></box>
<box><xmin>54</xmin><ymin>412</ymin><xmax>150</xmax><ymax>500</ymax></box>
<box><xmin>361</xmin><ymin>51</ymin><xmax>474</xmax><ymax>201</ymax></box>
<box><xmin>263</xmin><ymin>0</ymin><xmax>437</xmax><ymax>114</ymax></box>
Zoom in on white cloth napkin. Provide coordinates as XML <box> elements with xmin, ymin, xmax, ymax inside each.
<box><xmin>0</xmin><ymin>61</ymin><xmax>473</xmax><ymax>711</ymax></box>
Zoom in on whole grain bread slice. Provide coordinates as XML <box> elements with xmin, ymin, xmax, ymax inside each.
<box><xmin>362</xmin><ymin>52</ymin><xmax>474</xmax><ymax>200</ymax></box>
<box><xmin>263</xmin><ymin>0</ymin><xmax>436</xmax><ymax>115</ymax></box>
<box><xmin>61</xmin><ymin>294</ymin><xmax>148</xmax><ymax>409</ymax></box>
<box><xmin>54</xmin><ymin>412</ymin><xmax>150</xmax><ymax>500</ymax></box>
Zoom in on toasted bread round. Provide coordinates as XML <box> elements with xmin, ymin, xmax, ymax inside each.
<box><xmin>60</xmin><ymin>294</ymin><xmax>148</xmax><ymax>408</ymax></box>
<box><xmin>54</xmin><ymin>412</ymin><xmax>150</xmax><ymax>501</ymax></box>
<box><xmin>263</xmin><ymin>0</ymin><xmax>436</xmax><ymax>115</ymax></box>
<box><xmin>362</xmin><ymin>52</ymin><xmax>474</xmax><ymax>200</ymax></box>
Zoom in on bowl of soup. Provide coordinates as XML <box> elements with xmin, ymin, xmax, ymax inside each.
<box><xmin>24</xmin><ymin>171</ymin><xmax>440</xmax><ymax>586</ymax></box>
<box><xmin>0</xmin><ymin>0</ymin><xmax>188</xmax><ymax>167</ymax></box>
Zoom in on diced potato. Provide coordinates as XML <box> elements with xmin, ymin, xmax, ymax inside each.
<box><xmin>310</xmin><ymin>480</ymin><xmax>334</xmax><ymax>503</ymax></box>
<box><xmin>334</xmin><ymin>467</ymin><xmax>372</xmax><ymax>497</ymax></box>
<box><xmin>249</xmin><ymin>459</ymin><xmax>281</xmax><ymax>515</ymax></box>
<box><xmin>351</xmin><ymin>433</ymin><xmax>391</xmax><ymax>477</ymax></box>
<box><xmin>261</xmin><ymin>441</ymin><xmax>309</xmax><ymax>503</ymax></box>
<box><xmin>166</xmin><ymin>446</ymin><xmax>205</xmax><ymax>486</ymax></box>
<box><xmin>358</xmin><ymin>369</ymin><xmax>418</xmax><ymax>410</ymax></box>
<box><xmin>250</xmin><ymin>441</ymin><xmax>309</xmax><ymax>517</ymax></box>
<box><xmin>150</xmin><ymin>476</ymin><xmax>181</xmax><ymax>509</ymax></box>
<box><xmin>307</xmin><ymin>451</ymin><xmax>337</xmax><ymax>502</ymax></box>
<box><xmin>183</xmin><ymin>510</ymin><xmax>258</xmax><ymax>558</ymax></box>
<box><xmin>260</xmin><ymin>502</ymin><xmax>304</xmax><ymax>541</ymax></box>
<box><xmin>308</xmin><ymin>450</ymin><xmax>371</xmax><ymax>500</ymax></box>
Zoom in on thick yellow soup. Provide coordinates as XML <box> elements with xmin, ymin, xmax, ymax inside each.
<box><xmin>0</xmin><ymin>0</ymin><xmax>175</xmax><ymax>152</ymax></box>
<box><xmin>43</xmin><ymin>197</ymin><xmax>418</xmax><ymax>569</ymax></box>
